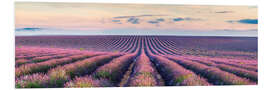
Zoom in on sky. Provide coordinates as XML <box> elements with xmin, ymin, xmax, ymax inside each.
<box><xmin>15</xmin><ymin>2</ymin><xmax>258</xmax><ymax>37</ymax></box>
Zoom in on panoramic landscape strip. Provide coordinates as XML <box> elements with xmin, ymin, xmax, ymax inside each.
<box><xmin>15</xmin><ymin>2</ymin><xmax>257</xmax><ymax>88</ymax></box>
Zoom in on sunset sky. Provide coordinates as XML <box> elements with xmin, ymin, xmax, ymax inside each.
<box><xmin>15</xmin><ymin>2</ymin><xmax>258</xmax><ymax>36</ymax></box>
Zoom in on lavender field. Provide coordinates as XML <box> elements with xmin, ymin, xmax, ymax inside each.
<box><xmin>15</xmin><ymin>35</ymin><xmax>258</xmax><ymax>88</ymax></box>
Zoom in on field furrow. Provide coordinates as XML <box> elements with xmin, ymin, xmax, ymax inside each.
<box><xmin>15</xmin><ymin>36</ymin><xmax>258</xmax><ymax>88</ymax></box>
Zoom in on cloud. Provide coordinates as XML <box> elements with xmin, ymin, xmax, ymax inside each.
<box><xmin>113</xmin><ymin>15</ymin><xmax>138</xmax><ymax>19</ymax></box>
<box><xmin>227</xmin><ymin>19</ymin><xmax>258</xmax><ymax>24</ymax></box>
<box><xmin>173</xmin><ymin>18</ymin><xmax>184</xmax><ymax>22</ymax></box>
<box><xmin>147</xmin><ymin>18</ymin><xmax>166</xmax><ymax>26</ymax></box>
<box><xmin>215</xmin><ymin>11</ymin><xmax>233</xmax><ymax>13</ymax></box>
<box><xmin>138</xmin><ymin>14</ymin><xmax>167</xmax><ymax>17</ymax></box>
<box><xmin>131</xmin><ymin>18</ymin><xmax>140</xmax><ymax>24</ymax></box>
<box><xmin>238</xmin><ymin>19</ymin><xmax>258</xmax><ymax>24</ymax></box>
<box><xmin>226</xmin><ymin>20</ymin><xmax>235</xmax><ymax>23</ymax></box>
<box><xmin>127</xmin><ymin>17</ymin><xmax>135</xmax><ymax>22</ymax></box>
<box><xmin>184</xmin><ymin>17</ymin><xmax>202</xmax><ymax>21</ymax></box>
<box><xmin>111</xmin><ymin>20</ymin><xmax>122</xmax><ymax>24</ymax></box>
<box><xmin>112</xmin><ymin>20</ymin><xmax>121</xmax><ymax>22</ymax></box>
<box><xmin>15</xmin><ymin>28</ymin><xmax>42</xmax><ymax>31</ymax></box>
<box><xmin>112</xmin><ymin>14</ymin><xmax>167</xmax><ymax>24</ymax></box>
<box><xmin>113</xmin><ymin>15</ymin><xmax>200</xmax><ymax>25</ymax></box>
<box><xmin>146</xmin><ymin>17</ymin><xmax>202</xmax><ymax>26</ymax></box>
<box><xmin>148</xmin><ymin>21</ymin><xmax>159</xmax><ymax>24</ymax></box>
<box><xmin>172</xmin><ymin>17</ymin><xmax>202</xmax><ymax>22</ymax></box>
<box><xmin>112</xmin><ymin>14</ymin><xmax>169</xmax><ymax>25</ymax></box>
<box><xmin>112</xmin><ymin>17</ymin><xmax>140</xmax><ymax>24</ymax></box>
<box><xmin>127</xmin><ymin>17</ymin><xmax>140</xmax><ymax>24</ymax></box>
<box><xmin>147</xmin><ymin>20</ymin><xmax>161</xmax><ymax>27</ymax></box>
<box><xmin>156</xmin><ymin>18</ymin><xmax>165</xmax><ymax>22</ymax></box>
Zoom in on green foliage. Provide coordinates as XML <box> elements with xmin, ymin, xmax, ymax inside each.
<box><xmin>48</xmin><ymin>69</ymin><xmax>70</xmax><ymax>87</ymax></box>
<box><xmin>175</xmin><ymin>74</ymin><xmax>192</xmax><ymax>84</ymax></box>
<box><xmin>95</xmin><ymin>71</ymin><xmax>111</xmax><ymax>80</ymax></box>
<box><xmin>79</xmin><ymin>48</ymin><xmax>85</xmax><ymax>51</ymax></box>
<box><xmin>25</xmin><ymin>82</ymin><xmax>43</xmax><ymax>88</ymax></box>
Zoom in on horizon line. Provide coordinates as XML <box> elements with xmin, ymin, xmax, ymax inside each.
<box><xmin>15</xmin><ymin>34</ymin><xmax>258</xmax><ymax>38</ymax></box>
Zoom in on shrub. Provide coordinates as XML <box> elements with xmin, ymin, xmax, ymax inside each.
<box><xmin>16</xmin><ymin>73</ymin><xmax>49</xmax><ymax>88</ymax></box>
<box><xmin>64</xmin><ymin>76</ymin><xmax>112</xmax><ymax>87</ymax></box>
<box><xmin>48</xmin><ymin>68</ymin><xmax>70</xmax><ymax>87</ymax></box>
<box><xmin>128</xmin><ymin>51</ymin><xmax>158</xmax><ymax>86</ymax></box>
<box><xmin>167</xmin><ymin>55</ymin><xmax>255</xmax><ymax>85</ymax></box>
<box><xmin>150</xmin><ymin>54</ymin><xmax>210</xmax><ymax>86</ymax></box>
<box><xmin>94</xmin><ymin>53</ymin><xmax>137</xmax><ymax>84</ymax></box>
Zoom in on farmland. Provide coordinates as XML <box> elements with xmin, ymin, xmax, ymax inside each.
<box><xmin>15</xmin><ymin>36</ymin><xmax>258</xmax><ymax>88</ymax></box>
